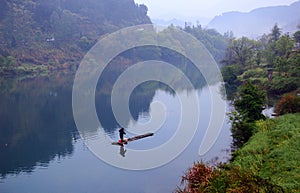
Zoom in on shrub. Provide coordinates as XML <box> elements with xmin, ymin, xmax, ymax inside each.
<box><xmin>221</xmin><ymin>65</ymin><xmax>238</xmax><ymax>85</ymax></box>
<box><xmin>240</xmin><ymin>68</ymin><xmax>267</xmax><ymax>79</ymax></box>
<box><xmin>234</xmin><ymin>81</ymin><xmax>266</xmax><ymax>122</ymax></box>
<box><xmin>176</xmin><ymin>162</ymin><xmax>223</xmax><ymax>193</ymax></box>
<box><xmin>265</xmin><ymin>77</ymin><xmax>298</xmax><ymax>95</ymax></box>
<box><xmin>229</xmin><ymin>81</ymin><xmax>266</xmax><ymax>148</ymax></box>
<box><xmin>176</xmin><ymin>162</ymin><xmax>284</xmax><ymax>193</ymax></box>
<box><xmin>275</xmin><ymin>94</ymin><xmax>300</xmax><ymax>115</ymax></box>
<box><xmin>230</xmin><ymin>117</ymin><xmax>257</xmax><ymax>148</ymax></box>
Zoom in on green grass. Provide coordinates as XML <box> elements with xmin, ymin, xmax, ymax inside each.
<box><xmin>178</xmin><ymin>114</ymin><xmax>300</xmax><ymax>192</ymax></box>
<box><xmin>231</xmin><ymin>113</ymin><xmax>300</xmax><ymax>192</ymax></box>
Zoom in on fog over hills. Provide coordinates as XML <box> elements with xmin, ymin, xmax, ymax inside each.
<box><xmin>207</xmin><ymin>1</ymin><xmax>300</xmax><ymax>37</ymax></box>
<box><xmin>152</xmin><ymin>17</ymin><xmax>211</xmax><ymax>27</ymax></box>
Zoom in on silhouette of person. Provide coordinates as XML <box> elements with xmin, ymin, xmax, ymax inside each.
<box><xmin>119</xmin><ymin>128</ymin><xmax>126</xmax><ymax>142</ymax></box>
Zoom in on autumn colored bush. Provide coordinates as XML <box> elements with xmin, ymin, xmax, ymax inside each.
<box><xmin>176</xmin><ymin>161</ymin><xmax>219</xmax><ymax>193</ymax></box>
<box><xmin>176</xmin><ymin>162</ymin><xmax>284</xmax><ymax>193</ymax></box>
<box><xmin>275</xmin><ymin>93</ymin><xmax>300</xmax><ymax>115</ymax></box>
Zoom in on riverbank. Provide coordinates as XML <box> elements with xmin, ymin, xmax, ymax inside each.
<box><xmin>177</xmin><ymin>113</ymin><xmax>300</xmax><ymax>192</ymax></box>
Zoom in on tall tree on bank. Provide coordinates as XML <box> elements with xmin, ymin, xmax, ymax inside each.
<box><xmin>230</xmin><ymin>81</ymin><xmax>266</xmax><ymax>147</ymax></box>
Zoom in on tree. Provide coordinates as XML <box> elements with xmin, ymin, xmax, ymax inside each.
<box><xmin>275</xmin><ymin>34</ymin><xmax>294</xmax><ymax>58</ymax></box>
<box><xmin>221</xmin><ymin>65</ymin><xmax>238</xmax><ymax>85</ymax></box>
<box><xmin>294</xmin><ymin>31</ymin><xmax>300</xmax><ymax>43</ymax></box>
<box><xmin>265</xmin><ymin>34</ymin><xmax>293</xmax><ymax>74</ymax></box>
<box><xmin>264</xmin><ymin>29</ymin><xmax>292</xmax><ymax>67</ymax></box>
<box><xmin>234</xmin><ymin>81</ymin><xmax>266</xmax><ymax>121</ymax></box>
<box><xmin>223</xmin><ymin>37</ymin><xmax>257</xmax><ymax>67</ymax></box>
<box><xmin>230</xmin><ymin>81</ymin><xmax>266</xmax><ymax>147</ymax></box>
<box><xmin>270</xmin><ymin>23</ymin><xmax>281</xmax><ymax>42</ymax></box>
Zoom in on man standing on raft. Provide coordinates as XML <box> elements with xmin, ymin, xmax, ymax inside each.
<box><xmin>119</xmin><ymin>128</ymin><xmax>126</xmax><ymax>142</ymax></box>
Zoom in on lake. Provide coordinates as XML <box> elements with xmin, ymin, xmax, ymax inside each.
<box><xmin>0</xmin><ymin>73</ymin><xmax>232</xmax><ymax>193</ymax></box>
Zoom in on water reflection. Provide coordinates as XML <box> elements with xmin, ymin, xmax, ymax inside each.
<box><xmin>119</xmin><ymin>145</ymin><xmax>127</xmax><ymax>157</ymax></box>
<box><xmin>0</xmin><ymin>75</ymin><xmax>77</xmax><ymax>178</ymax></box>
<box><xmin>0</xmin><ymin>46</ymin><xmax>209</xmax><ymax>177</ymax></box>
<box><xmin>96</xmin><ymin>81</ymin><xmax>167</xmax><ymax>133</ymax></box>
<box><xmin>0</xmin><ymin>73</ymin><xmax>205</xmax><ymax>177</ymax></box>
<box><xmin>95</xmin><ymin>46</ymin><xmax>207</xmax><ymax>133</ymax></box>
<box><xmin>0</xmin><ymin>76</ymin><xmax>233</xmax><ymax>193</ymax></box>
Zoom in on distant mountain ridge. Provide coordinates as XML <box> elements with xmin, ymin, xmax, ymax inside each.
<box><xmin>207</xmin><ymin>1</ymin><xmax>300</xmax><ymax>37</ymax></box>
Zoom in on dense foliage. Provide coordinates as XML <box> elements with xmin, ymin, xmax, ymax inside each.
<box><xmin>222</xmin><ymin>24</ymin><xmax>300</xmax><ymax>98</ymax></box>
<box><xmin>234</xmin><ymin>81</ymin><xmax>266</xmax><ymax>122</ymax></box>
<box><xmin>222</xmin><ymin>24</ymin><xmax>300</xmax><ymax>147</ymax></box>
<box><xmin>182</xmin><ymin>24</ymin><xmax>230</xmax><ymax>64</ymax></box>
<box><xmin>0</xmin><ymin>0</ymin><xmax>151</xmax><ymax>75</ymax></box>
<box><xmin>230</xmin><ymin>81</ymin><xmax>266</xmax><ymax>147</ymax></box>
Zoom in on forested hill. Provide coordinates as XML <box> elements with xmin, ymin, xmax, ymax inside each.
<box><xmin>0</xmin><ymin>0</ymin><xmax>151</xmax><ymax>70</ymax></box>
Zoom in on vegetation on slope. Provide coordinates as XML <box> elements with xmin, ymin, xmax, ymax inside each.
<box><xmin>229</xmin><ymin>81</ymin><xmax>266</xmax><ymax>148</ymax></box>
<box><xmin>0</xmin><ymin>0</ymin><xmax>230</xmax><ymax>77</ymax></box>
<box><xmin>182</xmin><ymin>24</ymin><xmax>230</xmax><ymax>63</ymax></box>
<box><xmin>177</xmin><ymin>24</ymin><xmax>300</xmax><ymax>193</ymax></box>
<box><xmin>177</xmin><ymin>113</ymin><xmax>300</xmax><ymax>192</ymax></box>
<box><xmin>0</xmin><ymin>0</ymin><xmax>151</xmax><ymax>75</ymax></box>
<box><xmin>230</xmin><ymin>113</ymin><xmax>300</xmax><ymax>192</ymax></box>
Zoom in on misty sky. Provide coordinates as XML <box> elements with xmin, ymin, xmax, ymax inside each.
<box><xmin>134</xmin><ymin>0</ymin><xmax>298</xmax><ymax>20</ymax></box>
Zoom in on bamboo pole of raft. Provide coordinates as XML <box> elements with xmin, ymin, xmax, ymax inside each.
<box><xmin>127</xmin><ymin>132</ymin><xmax>154</xmax><ymax>142</ymax></box>
<box><xmin>112</xmin><ymin>132</ymin><xmax>154</xmax><ymax>145</ymax></box>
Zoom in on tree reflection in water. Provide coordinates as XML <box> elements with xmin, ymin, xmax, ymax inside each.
<box><xmin>0</xmin><ymin>46</ymin><xmax>207</xmax><ymax>178</ymax></box>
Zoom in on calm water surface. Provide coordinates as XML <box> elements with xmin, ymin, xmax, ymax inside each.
<box><xmin>0</xmin><ymin>75</ymin><xmax>232</xmax><ymax>193</ymax></box>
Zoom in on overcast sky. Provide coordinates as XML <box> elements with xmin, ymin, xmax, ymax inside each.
<box><xmin>134</xmin><ymin>0</ymin><xmax>298</xmax><ymax>20</ymax></box>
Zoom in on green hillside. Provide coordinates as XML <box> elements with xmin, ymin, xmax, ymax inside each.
<box><xmin>0</xmin><ymin>0</ymin><xmax>151</xmax><ymax>75</ymax></box>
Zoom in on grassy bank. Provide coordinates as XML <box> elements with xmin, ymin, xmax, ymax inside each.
<box><xmin>178</xmin><ymin>113</ymin><xmax>300</xmax><ymax>192</ymax></box>
<box><xmin>231</xmin><ymin>113</ymin><xmax>300</xmax><ymax>192</ymax></box>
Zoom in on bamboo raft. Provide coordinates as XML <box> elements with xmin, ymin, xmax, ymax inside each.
<box><xmin>112</xmin><ymin>132</ymin><xmax>154</xmax><ymax>145</ymax></box>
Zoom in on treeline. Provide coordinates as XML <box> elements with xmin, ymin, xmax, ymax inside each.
<box><xmin>0</xmin><ymin>2</ymin><xmax>230</xmax><ymax>77</ymax></box>
<box><xmin>1</xmin><ymin>0</ymin><xmax>150</xmax><ymax>48</ymax></box>
<box><xmin>182</xmin><ymin>24</ymin><xmax>229</xmax><ymax>63</ymax></box>
<box><xmin>222</xmin><ymin>24</ymin><xmax>300</xmax><ymax>97</ymax></box>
